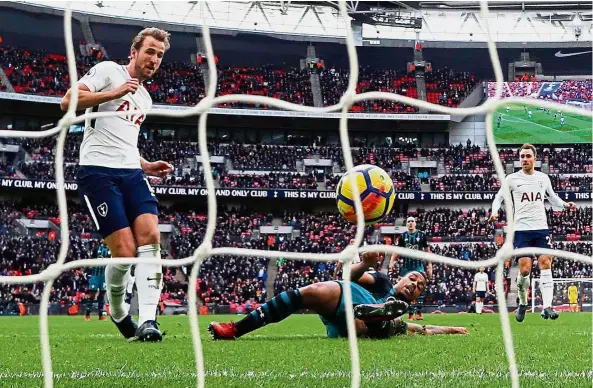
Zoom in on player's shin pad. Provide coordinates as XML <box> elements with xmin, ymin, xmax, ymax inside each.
<box><xmin>235</xmin><ymin>290</ymin><xmax>303</xmax><ymax>337</ymax></box>
<box><xmin>135</xmin><ymin>244</ymin><xmax>162</xmax><ymax>326</ymax></box>
<box><xmin>539</xmin><ymin>269</ymin><xmax>554</xmax><ymax>309</ymax></box>
<box><xmin>105</xmin><ymin>264</ymin><xmax>131</xmax><ymax>321</ymax></box>
<box><xmin>97</xmin><ymin>290</ymin><xmax>106</xmax><ymax>313</ymax></box>
<box><xmin>516</xmin><ymin>274</ymin><xmax>530</xmax><ymax>305</ymax></box>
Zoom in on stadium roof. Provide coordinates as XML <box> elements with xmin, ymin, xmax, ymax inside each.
<box><xmin>11</xmin><ymin>1</ymin><xmax>593</xmax><ymax>43</ymax></box>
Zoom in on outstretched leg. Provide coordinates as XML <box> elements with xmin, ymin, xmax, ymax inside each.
<box><xmin>515</xmin><ymin>256</ymin><xmax>532</xmax><ymax>323</ymax></box>
<box><xmin>104</xmin><ymin>228</ymin><xmax>137</xmax><ymax>339</ymax></box>
<box><xmin>538</xmin><ymin>255</ymin><xmax>558</xmax><ymax>320</ymax></box>
<box><xmin>132</xmin><ymin>214</ymin><xmax>163</xmax><ymax>342</ymax></box>
<box><xmin>209</xmin><ymin>282</ymin><xmax>341</xmax><ymax>339</ymax></box>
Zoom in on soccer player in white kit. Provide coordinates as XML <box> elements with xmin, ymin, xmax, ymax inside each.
<box><xmin>60</xmin><ymin>28</ymin><xmax>173</xmax><ymax>341</ymax></box>
<box><xmin>472</xmin><ymin>267</ymin><xmax>489</xmax><ymax>314</ymax></box>
<box><xmin>490</xmin><ymin>144</ymin><xmax>576</xmax><ymax>322</ymax></box>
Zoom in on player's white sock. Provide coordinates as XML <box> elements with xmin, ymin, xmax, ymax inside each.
<box><xmin>105</xmin><ymin>264</ymin><xmax>131</xmax><ymax>322</ymax></box>
<box><xmin>476</xmin><ymin>302</ymin><xmax>483</xmax><ymax>314</ymax></box>
<box><xmin>539</xmin><ymin>269</ymin><xmax>554</xmax><ymax>309</ymax></box>
<box><xmin>124</xmin><ymin>275</ymin><xmax>135</xmax><ymax>312</ymax></box>
<box><xmin>516</xmin><ymin>273</ymin><xmax>530</xmax><ymax>305</ymax></box>
<box><xmin>135</xmin><ymin>244</ymin><xmax>162</xmax><ymax>326</ymax></box>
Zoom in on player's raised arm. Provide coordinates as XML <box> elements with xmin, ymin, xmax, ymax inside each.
<box><xmin>388</xmin><ymin>252</ymin><xmax>398</xmax><ymax>273</ymax></box>
<box><xmin>489</xmin><ymin>177</ymin><xmax>508</xmax><ymax>221</ymax></box>
<box><xmin>350</xmin><ymin>251</ymin><xmax>382</xmax><ymax>284</ymax></box>
<box><xmin>388</xmin><ymin>234</ymin><xmax>404</xmax><ymax>273</ymax></box>
<box><xmin>544</xmin><ymin>175</ymin><xmax>575</xmax><ymax>211</ymax></box>
<box><xmin>60</xmin><ymin>62</ymin><xmax>139</xmax><ymax>112</ymax></box>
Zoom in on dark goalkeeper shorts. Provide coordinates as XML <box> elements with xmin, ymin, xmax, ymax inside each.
<box><xmin>77</xmin><ymin>166</ymin><xmax>159</xmax><ymax>238</ymax></box>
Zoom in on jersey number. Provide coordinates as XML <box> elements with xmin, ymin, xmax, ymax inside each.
<box><xmin>143</xmin><ymin>177</ymin><xmax>156</xmax><ymax>197</ymax></box>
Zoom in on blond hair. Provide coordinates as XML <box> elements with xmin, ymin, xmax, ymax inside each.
<box><xmin>131</xmin><ymin>27</ymin><xmax>171</xmax><ymax>52</ymax></box>
<box><xmin>520</xmin><ymin>143</ymin><xmax>537</xmax><ymax>158</ymax></box>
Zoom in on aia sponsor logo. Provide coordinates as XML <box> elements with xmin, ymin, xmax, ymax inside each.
<box><xmin>116</xmin><ymin>100</ymin><xmax>145</xmax><ymax>126</ymax></box>
<box><xmin>520</xmin><ymin>192</ymin><xmax>542</xmax><ymax>202</ymax></box>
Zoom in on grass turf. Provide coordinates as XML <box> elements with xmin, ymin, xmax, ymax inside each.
<box><xmin>0</xmin><ymin>313</ymin><xmax>590</xmax><ymax>387</ymax></box>
<box><xmin>493</xmin><ymin>103</ymin><xmax>592</xmax><ymax>144</ymax></box>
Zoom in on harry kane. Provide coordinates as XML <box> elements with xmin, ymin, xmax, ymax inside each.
<box><xmin>490</xmin><ymin>143</ymin><xmax>576</xmax><ymax>322</ymax></box>
<box><xmin>60</xmin><ymin>28</ymin><xmax>173</xmax><ymax>341</ymax></box>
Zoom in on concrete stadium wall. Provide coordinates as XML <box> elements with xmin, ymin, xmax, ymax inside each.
<box><xmin>448</xmin><ymin>114</ymin><xmax>487</xmax><ymax>147</ymax></box>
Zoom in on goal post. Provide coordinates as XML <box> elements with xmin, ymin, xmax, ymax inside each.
<box><xmin>531</xmin><ymin>277</ymin><xmax>593</xmax><ymax>313</ymax></box>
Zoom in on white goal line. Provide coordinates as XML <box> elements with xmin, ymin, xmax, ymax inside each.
<box><xmin>0</xmin><ymin>1</ymin><xmax>590</xmax><ymax>388</ymax></box>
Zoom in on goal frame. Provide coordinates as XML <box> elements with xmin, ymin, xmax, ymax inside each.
<box><xmin>531</xmin><ymin>277</ymin><xmax>593</xmax><ymax>313</ymax></box>
<box><xmin>0</xmin><ymin>1</ymin><xmax>591</xmax><ymax>388</ymax></box>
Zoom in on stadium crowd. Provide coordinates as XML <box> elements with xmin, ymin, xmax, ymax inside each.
<box><xmin>216</xmin><ymin>66</ymin><xmax>314</xmax><ymax>108</ymax></box>
<box><xmin>319</xmin><ymin>67</ymin><xmax>477</xmax><ymax>113</ymax></box>
<box><xmin>0</xmin><ymin>43</ymin><xmax>591</xmax><ymax>313</ymax></box>
<box><xmin>0</xmin><ymin>199</ymin><xmax>590</xmax><ymax>314</ymax></box>
<box><xmin>487</xmin><ymin>80</ymin><xmax>592</xmax><ymax>101</ymax></box>
<box><xmin>219</xmin><ymin>172</ymin><xmax>318</xmax><ymax>190</ymax></box>
<box><xmin>4</xmin><ymin>135</ymin><xmax>590</xmax><ymax>192</ymax></box>
<box><xmin>0</xmin><ymin>44</ymin><xmax>482</xmax><ymax>113</ymax></box>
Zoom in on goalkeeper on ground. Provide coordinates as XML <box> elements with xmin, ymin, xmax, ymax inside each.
<box><xmin>209</xmin><ymin>252</ymin><xmax>467</xmax><ymax>340</ymax></box>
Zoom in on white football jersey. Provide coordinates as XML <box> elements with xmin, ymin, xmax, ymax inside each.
<box><xmin>474</xmin><ymin>272</ymin><xmax>488</xmax><ymax>292</ymax></box>
<box><xmin>78</xmin><ymin>61</ymin><xmax>152</xmax><ymax>169</ymax></box>
<box><xmin>492</xmin><ymin>170</ymin><xmax>565</xmax><ymax>231</ymax></box>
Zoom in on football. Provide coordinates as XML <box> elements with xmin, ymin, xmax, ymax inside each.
<box><xmin>336</xmin><ymin>164</ymin><xmax>395</xmax><ymax>225</ymax></box>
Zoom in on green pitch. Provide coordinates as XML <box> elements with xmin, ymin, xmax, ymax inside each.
<box><xmin>493</xmin><ymin>103</ymin><xmax>592</xmax><ymax>144</ymax></box>
<box><xmin>0</xmin><ymin>314</ymin><xmax>590</xmax><ymax>387</ymax></box>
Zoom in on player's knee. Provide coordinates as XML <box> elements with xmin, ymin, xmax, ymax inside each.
<box><xmin>538</xmin><ymin>255</ymin><xmax>552</xmax><ymax>269</ymax></box>
<box><xmin>518</xmin><ymin>258</ymin><xmax>532</xmax><ymax>276</ymax></box>
<box><xmin>135</xmin><ymin>226</ymin><xmax>160</xmax><ymax>246</ymax></box>
<box><xmin>108</xmin><ymin>238</ymin><xmax>136</xmax><ymax>258</ymax></box>
<box><xmin>301</xmin><ymin>282</ymin><xmax>326</xmax><ymax>298</ymax></box>
<box><xmin>301</xmin><ymin>282</ymin><xmax>339</xmax><ymax>306</ymax></box>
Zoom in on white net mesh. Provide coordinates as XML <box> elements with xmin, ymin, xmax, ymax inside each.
<box><xmin>0</xmin><ymin>2</ymin><xmax>591</xmax><ymax>388</ymax></box>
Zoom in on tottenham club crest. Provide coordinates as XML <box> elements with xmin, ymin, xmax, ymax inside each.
<box><xmin>538</xmin><ymin>181</ymin><xmax>543</xmax><ymax>188</ymax></box>
<box><xmin>97</xmin><ymin>202</ymin><xmax>108</xmax><ymax>217</ymax></box>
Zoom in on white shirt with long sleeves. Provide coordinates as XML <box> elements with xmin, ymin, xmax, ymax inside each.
<box><xmin>491</xmin><ymin>170</ymin><xmax>566</xmax><ymax>231</ymax></box>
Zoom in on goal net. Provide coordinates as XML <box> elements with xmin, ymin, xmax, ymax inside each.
<box><xmin>531</xmin><ymin>278</ymin><xmax>593</xmax><ymax>313</ymax></box>
<box><xmin>0</xmin><ymin>1</ymin><xmax>591</xmax><ymax>388</ymax></box>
